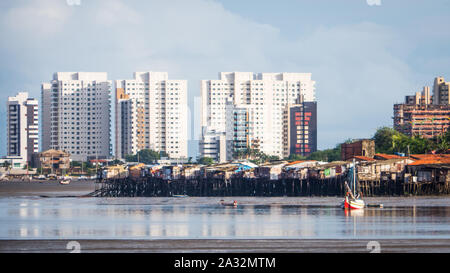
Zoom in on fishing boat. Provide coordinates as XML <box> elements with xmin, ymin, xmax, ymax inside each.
<box><xmin>341</xmin><ymin>159</ymin><xmax>365</xmax><ymax>210</ymax></box>
<box><xmin>220</xmin><ymin>200</ymin><xmax>238</xmax><ymax>207</ymax></box>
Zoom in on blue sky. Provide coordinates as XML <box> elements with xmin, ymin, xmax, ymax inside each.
<box><xmin>1</xmin><ymin>0</ymin><xmax>449</xmax><ymax>157</ymax></box>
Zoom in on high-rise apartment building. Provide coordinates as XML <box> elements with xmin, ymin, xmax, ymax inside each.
<box><xmin>394</xmin><ymin>79</ymin><xmax>450</xmax><ymax>138</ymax></box>
<box><xmin>200</xmin><ymin>72</ymin><xmax>316</xmax><ymax>161</ymax></box>
<box><xmin>284</xmin><ymin>99</ymin><xmax>317</xmax><ymax>157</ymax></box>
<box><xmin>6</xmin><ymin>92</ymin><xmax>39</xmax><ymax>168</ymax></box>
<box><xmin>115</xmin><ymin>72</ymin><xmax>187</xmax><ymax>160</ymax></box>
<box><xmin>433</xmin><ymin>76</ymin><xmax>450</xmax><ymax>105</ymax></box>
<box><xmin>41</xmin><ymin>72</ymin><xmax>112</xmax><ymax>162</ymax></box>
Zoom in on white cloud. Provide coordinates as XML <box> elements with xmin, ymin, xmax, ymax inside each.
<box><xmin>2</xmin><ymin>0</ymin><xmax>71</xmax><ymax>38</ymax></box>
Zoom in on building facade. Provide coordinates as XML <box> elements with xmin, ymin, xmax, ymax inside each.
<box><xmin>225</xmin><ymin>101</ymin><xmax>252</xmax><ymax>161</ymax></box>
<box><xmin>199</xmin><ymin>128</ymin><xmax>226</xmax><ymax>163</ymax></box>
<box><xmin>285</xmin><ymin>100</ymin><xmax>317</xmax><ymax>157</ymax></box>
<box><xmin>41</xmin><ymin>72</ymin><xmax>112</xmax><ymax>162</ymax></box>
<box><xmin>394</xmin><ymin>78</ymin><xmax>450</xmax><ymax>138</ymax></box>
<box><xmin>115</xmin><ymin>72</ymin><xmax>187</xmax><ymax>160</ymax></box>
<box><xmin>34</xmin><ymin>149</ymin><xmax>70</xmax><ymax>175</ymax></box>
<box><xmin>200</xmin><ymin>72</ymin><xmax>316</xmax><ymax>161</ymax></box>
<box><xmin>341</xmin><ymin>139</ymin><xmax>375</xmax><ymax>161</ymax></box>
<box><xmin>433</xmin><ymin>76</ymin><xmax>450</xmax><ymax>105</ymax></box>
<box><xmin>6</xmin><ymin>92</ymin><xmax>39</xmax><ymax>168</ymax></box>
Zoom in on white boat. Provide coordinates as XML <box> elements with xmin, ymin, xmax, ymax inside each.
<box><xmin>59</xmin><ymin>178</ymin><xmax>70</xmax><ymax>185</ymax></box>
<box><xmin>341</xmin><ymin>195</ymin><xmax>365</xmax><ymax>210</ymax></box>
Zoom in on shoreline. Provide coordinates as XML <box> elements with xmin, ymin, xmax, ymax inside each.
<box><xmin>1</xmin><ymin>239</ymin><xmax>449</xmax><ymax>253</ymax></box>
<box><xmin>0</xmin><ymin>180</ymin><xmax>96</xmax><ymax>197</ymax></box>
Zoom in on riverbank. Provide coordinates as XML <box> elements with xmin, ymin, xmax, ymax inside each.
<box><xmin>0</xmin><ymin>180</ymin><xmax>96</xmax><ymax>197</ymax></box>
<box><xmin>1</xmin><ymin>239</ymin><xmax>449</xmax><ymax>253</ymax></box>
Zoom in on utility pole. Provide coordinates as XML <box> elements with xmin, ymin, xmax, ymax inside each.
<box><xmin>95</xmin><ymin>148</ymin><xmax>98</xmax><ymax>178</ymax></box>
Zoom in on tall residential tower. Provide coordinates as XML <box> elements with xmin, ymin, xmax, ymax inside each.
<box><xmin>115</xmin><ymin>72</ymin><xmax>188</xmax><ymax>160</ymax></box>
<box><xmin>200</xmin><ymin>72</ymin><xmax>317</xmax><ymax>161</ymax></box>
<box><xmin>6</xmin><ymin>92</ymin><xmax>39</xmax><ymax>168</ymax></box>
<box><xmin>41</xmin><ymin>72</ymin><xmax>112</xmax><ymax>162</ymax></box>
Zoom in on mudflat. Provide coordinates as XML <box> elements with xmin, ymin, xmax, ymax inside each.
<box><xmin>0</xmin><ymin>180</ymin><xmax>96</xmax><ymax>197</ymax></box>
<box><xmin>1</xmin><ymin>239</ymin><xmax>449</xmax><ymax>253</ymax></box>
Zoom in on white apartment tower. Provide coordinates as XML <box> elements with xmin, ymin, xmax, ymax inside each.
<box><xmin>6</xmin><ymin>92</ymin><xmax>39</xmax><ymax>167</ymax></box>
<box><xmin>200</xmin><ymin>72</ymin><xmax>316</xmax><ymax>160</ymax></box>
<box><xmin>41</xmin><ymin>72</ymin><xmax>112</xmax><ymax>162</ymax></box>
<box><xmin>115</xmin><ymin>72</ymin><xmax>188</xmax><ymax>160</ymax></box>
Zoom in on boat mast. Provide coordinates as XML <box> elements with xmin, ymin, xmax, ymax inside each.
<box><xmin>353</xmin><ymin>158</ymin><xmax>356</xmax><ymax>197</ymax></box>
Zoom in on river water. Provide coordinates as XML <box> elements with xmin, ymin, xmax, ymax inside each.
<box><xmin>0</xmin><ymin>196</ymin><xmax>449</xmax><ymax>240</ymax></box>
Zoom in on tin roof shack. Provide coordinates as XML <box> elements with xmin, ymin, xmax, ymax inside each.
<box><xmin>201</xmin><ymin>163</ymin><xmax>238</xmax><ymax>179</ymax></box>
<box><xmin>310</xmin><ymin>161</ymin><xmax>349</xmax><ymax>179</ymax></box>
<box><xmin>406</xmin><ymin>156</ymin><xmax>450</xmax><ymax>183</ymax></box>
<box><xmin>341</xmin><ymin>139</ymin><xmax>375</xmax><ymax>161</ymax></box>
<box><xmin>232</xmin><ymin>161</ymin><xmax>259</xmax><ymax>178</ymax></box>
<box><xmin>255</xmin><ymin>161</ymin><xmax>288</xmax><ymax>180</ymax></box>
<box><xmin>182</xmin><ymin>165</ymin><xmax>202</xmax><ymax>179</ymax></box>
<box><xmin>357</xmin><ymin>158</ymin><xmax>414</xmax><ymax>181</ymax></box>
<box><xmin>35</xmin><ymin>149</ymin><xmax>70</xmax><ymax>175</ymax></box>
<box><xmin>129</xmin><ymin>163</ymin><xmax>146</xmax><ymax>180</ymax></box>
<box><xmin>161</xmin><ymin>165</ymin><xmax>182</xmax><ymax>180</ymax></box>
<box><xmin>283</xmin><ymin>160</ymin><xmax>318</xmax><ymax>179</ymax></box>
<box><xmin>102</xmin><ymin>165</ymin><xmax>128</xmax><ymax>179</ymax></box>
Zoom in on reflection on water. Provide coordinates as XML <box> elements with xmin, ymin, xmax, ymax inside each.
<box><xmin>0</xmin><ymin>197</ymin><xmax>449</xmax><ymax>239</ymax></box>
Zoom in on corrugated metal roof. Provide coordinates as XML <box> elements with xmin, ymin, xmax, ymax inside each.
<box><xmin>408</xmin><ymin>156</ymin><xmax>450</xmax><ymax>166</ymax></box>
<box><xmin>375</xmin><ymin>153</ymin><xmax>405</xmax><ymax>160</ymax></box>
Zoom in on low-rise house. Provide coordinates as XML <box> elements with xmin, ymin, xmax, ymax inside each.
<box><xmin>34</xmin><ymin>149</ymin><xmax>70</xmax><ymax>175</ymax></box>
<box><xmin>310</xmin><ymin>161</ymin><xmax>349</xmax><ymax>179</ymax></box>
<box><xmin>161</xmin><ymin>165</ymin><xmax>182</xmax><ymax>180</ymax></box>
<box><xmin>102</xmin><ymin>165</ymin><xmax>128</xmax><ymax>179</ymax></box>
<box><xmin>183</xmin><ymin>165</ymin><xmax>202</xmax><ymax>179</ymax></box>
<box><xmin>283</xmin><ymin>160</ymin><xmax>318</xmax><ymax>179</ymax></box>
<box><xmin>129</xmin><ymin>163</ymin><xmax>146</xmax><ymax>179</ymax></box>
<box><xmin>406</xmin><ymin>156</ymin><xmax>450</xmax><ymax>183</ymax></box>
<box><xmin>357</xmin><ymin>158</ymin><xmax>414</xmax><ymax>181</ymax></box>
<box><xmin>256</xmin><ymin>161</ymin><xmax>288</xmax><ymax>180</ymax></box>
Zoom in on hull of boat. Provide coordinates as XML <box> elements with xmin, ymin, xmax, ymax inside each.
<box><xmin>341</xmin><ymin>199</ymin><xmax>365</xmax><ymax>210</ymax></box>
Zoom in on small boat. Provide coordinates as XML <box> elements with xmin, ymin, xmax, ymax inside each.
<box><xmin>220</xmin><ymin>200</ymin><xmax>238</xmax><ymax>207</ymax></box>
<box><xmin>59</xmin><ymin>178</ymin><xmax>70</xmax><ymax>185</ymax></box>
<box><xmin>367</xmin><ymin>203</ymin><xmax>383</xmax><ymax>208</ymax></box>
<box><xmin>342</xmin><ymin>195</ymin><xmax>365</xmax><ymax>210</ymax></box>
<box><xmin>172</xmin><ymin>194</ymin><xmax>189</xmax><ymax>198</ymax></box>
<box><xmin>341</xmin><ymin>159</ymin><xmax>365</xmax><ymax>210</ymax></box>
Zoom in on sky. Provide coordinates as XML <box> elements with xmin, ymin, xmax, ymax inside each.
<box><xmin>1</xmin><ymin>0</ymin><xmax>449</xmax><ymax>157</ymax></box>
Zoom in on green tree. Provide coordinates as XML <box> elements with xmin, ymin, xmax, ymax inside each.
<box><xmin>307</xmin><ymin>144</ymin><xmax>341</xmax><ymax>162</ymax></box>
<box><xmin>125</xmin><ymin>149</ymin><xmax>161</xmax><ymax>164</ymax></box>
<box><xmin>197</xmin><ymin>157</ymin><xmax>214</xmax><ymax>165</ymax></box>
<box><xmin>373</xmin><ymin>127</ymin><xmax>399</xmax><ymax>154</ymax></box>
<box><xmin>110</xmin><ymin>159</ymin><xmax>124</xmax><ymax>165</ymax></box>
<box><xmin>286</xmin><ymin>154</ymin><xmax>307</xmax><ymax>162</ymax></box>
<box><xmin>373</xmin><ymin>126</ymin><xmax>437</xmax><ymax>155</ymax></box>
